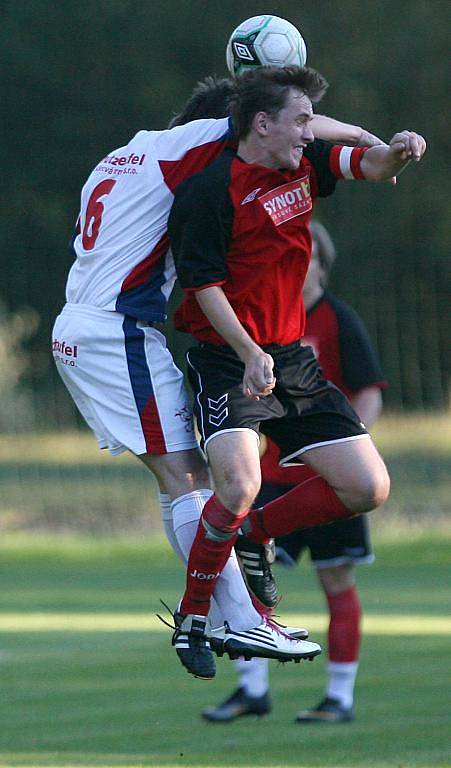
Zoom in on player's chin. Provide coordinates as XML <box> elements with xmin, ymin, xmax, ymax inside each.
<box><xmin>290</xmin><ymin>150</ymin><xmax>303</xmax><ymax>169</ymax></box>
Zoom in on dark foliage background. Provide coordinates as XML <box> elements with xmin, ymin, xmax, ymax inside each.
<box><xmin>2</xmin><ymin>0</ymin><xmax>450</xmax><ymax>419</ymax></box>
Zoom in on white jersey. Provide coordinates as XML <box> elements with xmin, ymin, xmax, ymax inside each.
<box><xmin>66</xmin><ymin>117</ymin><xmax>233</xmax><ymax>321</ymax></box>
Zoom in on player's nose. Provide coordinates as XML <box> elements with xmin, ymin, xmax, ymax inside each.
<box><xmin>302</xmin><ymin>125</ymin><xmax>315</xmax><ymax>144</ymax></box>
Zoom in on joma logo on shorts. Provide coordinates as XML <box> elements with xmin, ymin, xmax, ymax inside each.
<box><xmin>259</xmin><ymin>176</ymin><xmax>312</xmax><ymax>225</ymax></box>
<box><xmin>189</xmin><ymin>569</ymin><xmax>220</xmax><ymax>580</ymax></box>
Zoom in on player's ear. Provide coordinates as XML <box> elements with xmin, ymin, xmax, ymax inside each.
<box><xmin>253</xmin><ymin>111</ymin><xmax>269</xmax><ymax>135</ymax></box>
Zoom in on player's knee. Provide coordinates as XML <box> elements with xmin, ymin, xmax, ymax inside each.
<box><xmin>218</xmin><ymin>477</ymin><xmax>260</xmax><ymax>514</ymax></box>
<box><xmin>351</xmin><ymin>466</ymin><xmax>390</xmax><ymax>513</ymax></box>
<box><xmin>372</xmin><ymin>464</ymin><xmax>391</xmax><ymax>508</ymax></box>
<box><xmin>319</xmin><ymin>566</ymin><xmax>355</xmax><ymax>595</ymax></box>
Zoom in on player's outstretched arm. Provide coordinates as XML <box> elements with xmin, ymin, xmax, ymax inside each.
<box><xmin>360</xmin><ymin>130</ymin><xmax>426</xmax><ymax>181</ymax></box>
<box><xmin>312</xmin><ymin>115</ymin><xmax>386</xmax><ymax>147</ymax></box>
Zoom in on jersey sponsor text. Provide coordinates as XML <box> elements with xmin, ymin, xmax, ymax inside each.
<box><xmin>101</xmin><ymin>153</ymin><xmax>146</xmax><ymax>167</ymax></box>
<box><xmin>259</xmin><ymin>176</ymin><xmax>312</xmax><ymax>225</ymax></box>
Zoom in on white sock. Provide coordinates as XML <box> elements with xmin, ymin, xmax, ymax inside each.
<box><xmin>234</xmin><ymin>657</ymin><xmax>269</xmax><ymax>698</ymax></box>
<box><xmin>171</xmin><ymin>490</ymin><xmax>261</xmax><ymax>631</ymax></box>
<box><xmin>159</xmin><ymin>492</ymin><xmax>185</xmax><ymax>563</ymax></box>
<box><xmin>170</xmin><ymin>489</ymin><xmax>213</xmax><ymax>561</ymax></box>
<box><xmin>326</xmin><ymin>661</ymin><xmax>359</xmax><ymax>709</ymax></box>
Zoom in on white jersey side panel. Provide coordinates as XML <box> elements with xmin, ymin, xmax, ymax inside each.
<box><xmin>65</xmin><ymin>117</ymin><xmax>232</xmax><ymax>321</ymax></box>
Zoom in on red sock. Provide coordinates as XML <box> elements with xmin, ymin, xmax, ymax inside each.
<box><xmin>180</xmin><ymin>495</ymin><xmax>248</xmax><ymax>616</ymax></box>
<box><xmin>327</xmin><ymin>585</ymin><xmax>362</xmax><ymax>662</ymax></box>
<box><xmin>246</xmin><ymin>476</ymin><xmax>351</xmax><ymax>542</ymax></box>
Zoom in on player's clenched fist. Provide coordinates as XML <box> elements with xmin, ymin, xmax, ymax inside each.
<box><xmin>389</xmin><ymin>131</ymin><xmax>426</xmax><ymax>162</ymax></box>
<box><xmin>243</xmin><ymin>350</ymin><xmax>276</xmax><ymax>400</ymax></box>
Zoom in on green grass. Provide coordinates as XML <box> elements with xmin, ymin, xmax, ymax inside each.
<box><xmin>0</xmin><ymin>534</ymin><xmax>450</xmax><ymax>768</ymax></box>
<box><xmin>0</xmin><ymin>414</ymin><xmax>449</xmax><ymax>765</ymax></box>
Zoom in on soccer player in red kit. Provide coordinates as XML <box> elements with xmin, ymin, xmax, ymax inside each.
<box><xmin>52</xmin><ymin>68</ymin><xmax>404</xmax><ymax>682</ymax></box>
<box><xmin>203</xmin><ymin>221</ymin><xmax>386</xmax><ymax>722</ymax></box>
<box><xmin>168</xmin><ymin>65</ymin><xmax>426</xmax><ymax>678</ymax></box>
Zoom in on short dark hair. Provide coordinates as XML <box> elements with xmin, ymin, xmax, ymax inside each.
<box><xmin>311</xmin><ymin>220</ymin><xmax>336</xmax><ymax>285</ymax></box>
<box><xmin>168</xmin><ymin>76</ymin><xmax>236</xmax><ymax>128</ymax></box>
<box><xmin>230</xmin><ymin>65</ymin><xmax>329</xmax><ymax>139</ymax></box>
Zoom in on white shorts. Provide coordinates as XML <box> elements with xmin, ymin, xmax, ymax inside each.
<box><xmin>52</xmin><ymin>303</ymin><xmax>198</xmax><ymax>456</ymax></box>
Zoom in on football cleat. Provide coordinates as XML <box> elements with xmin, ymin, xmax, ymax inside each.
<box><xmin>235</xmin><ymin>535</ymin><xmax>278</xmax><ymax>608</ymax></box>
<box><xmin>209</xmin><ymin>620</ymin><xmax>309</xmax><ymax>657</ymax></box>
<box><xmin>222</xmin><ymin>617</ymin><xmax>321</xmax><ymax>662</ymax></box>
<box><xmin>272</xmin><ymin>619</ymin><xmax>309</xmax><ymax>640</ymax></box>
<box><xmin>202</xmin><ymin>686</ymin><xmax>271</xmax><ymax>722</ymax></box>
<box><xmin>172</xmin><ymin>612</ymin><xmax>216</xmax><ymax>680</ymax></box>
<box><xmin>296</xmin><ymin>696</ymin><xmax>354</xmax><ymax>723</ymax></box>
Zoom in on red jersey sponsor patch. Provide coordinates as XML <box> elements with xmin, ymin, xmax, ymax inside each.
<box><xmin>258</xmin><ymin>176</ymin><xmax>312</xmax><ymax>226</ymax></box>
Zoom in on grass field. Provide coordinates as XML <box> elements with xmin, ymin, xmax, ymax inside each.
<box><xmin>0</xmin><ymin>533</ymin><xmax>450</xmax><ymax>768</ymax></box>
<box><xmin>0</xmin><ymin>413</ymin><xmax>450</xmax><ymax>767</ymax></box>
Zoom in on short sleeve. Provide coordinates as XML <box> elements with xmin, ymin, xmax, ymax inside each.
<box><xmin>168</xmin><ymin>160</ymin><xmax>234</xmax><ymax>290</ymax></box>
<box><xmin>333</xmin><ymin>297</ymin><xmax>386</xmax><ymax>392</ymax></box>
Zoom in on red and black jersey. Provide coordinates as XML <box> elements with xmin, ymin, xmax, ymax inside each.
<box><xmin>169</xmin><ymin>141</ymin><xmax>367</xmax><ymax>346</ymax></box>
<box><xmin>303</xmin><ymin>291</ymin><xmax>387</xmax><ymax>400</ymax></box>
<box><xmin>260</xmin><ymin>290</ymin><xmax>387</xmax><ymax>485</ymax></box>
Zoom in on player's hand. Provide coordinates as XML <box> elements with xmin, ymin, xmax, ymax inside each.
<box><xmin>389</xmin><ymin>131</ymin><xmax>426</xmax><ymax>162</ymax></box>
<box><xmin>242</xmin><ymin>350</ymin><xmax>276</xmax><ymax>400</ymax></box>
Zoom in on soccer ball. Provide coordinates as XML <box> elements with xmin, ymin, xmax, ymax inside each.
<box><xmin>226</xmin><ymin>15</ymin><xmax>307</xmax><ymax>77</ymax></box>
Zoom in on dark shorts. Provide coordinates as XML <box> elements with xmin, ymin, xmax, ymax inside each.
<box><xmin>255</xmin><ymin>482</ymin><xmax>374</xmax><ymax>568</ymax></box>
<box><xmin>186</xmin><ymin>341</ymin><xmax>367</xmax><ymax>459</ymax></box>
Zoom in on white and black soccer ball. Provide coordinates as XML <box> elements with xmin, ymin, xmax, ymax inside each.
<box><xmin>226</xmin><ymin>15</ymin><xmax>307</xmax><ymax>77</ymax></box>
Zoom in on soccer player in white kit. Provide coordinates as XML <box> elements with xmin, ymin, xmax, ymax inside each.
<box><xmin>52</xmin><ymin>76</ymin><xmax>390</xmax><ymax>679</ymax></box>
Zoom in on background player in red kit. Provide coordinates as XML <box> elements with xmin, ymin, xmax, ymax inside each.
<box><xmin>203</xmin><ymin>221</ymin><xmax>386</xmax><ymax>723</ymax></box>
<box><xmin>168</xmin><ymin>65</ymin><xmax>426</xmax><ymax>678</ymax></box>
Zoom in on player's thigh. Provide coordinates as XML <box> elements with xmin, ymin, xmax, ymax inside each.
<box><xmin>302</xmin><ymin>436</ymin><xmax>389</xmax><ymax>500</ymax></box>
<box><xmin>138</xmin><ymin>446</ymin><xmax>210</xmax><ymax>498</ymax></box>
<box><xmin>263</xmin><ymin>373</ymin><xmax>368</xmax><ymax>466</ymax></box>
<box><xmin>53</xmin><ymin>307</ymin><xmax>199</xmax><ymax>457</ymax></box>
<box><xmin>125</xmin><ymin>318</ymin><xmax>199</xmax><ymax>455</ymax></box>
<box><xmin>52</xmin><ymin>306</ymin><xmax>133</xmax><ymax>454</ymax></box>
<box><xmin>206</xmin><ymin>429</ymin><xmax>262</xmax><ymax>512</ymax></box>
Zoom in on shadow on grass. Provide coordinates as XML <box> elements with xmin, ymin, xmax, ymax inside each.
<box><xmin>0</xmin><ymin>625</ymin><xmax>449</xmax><ymax>767</ymax></box>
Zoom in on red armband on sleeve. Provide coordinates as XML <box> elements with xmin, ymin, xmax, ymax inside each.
<box><xmin>329</xmin><ymin>146</ymin><xmax>368</xmax><ymax>180</ymax></box>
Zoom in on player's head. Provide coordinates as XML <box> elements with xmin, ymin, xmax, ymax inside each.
<box><xmin>229</xmin><ymin>66</ymin><xmax>328</xmax><ymax>140</ymax></box>
<box><xmin>310</xmin><ymin>220</ymin><xmax>337</xmax><ymax>287</ymax></box>
<box><xmin>168</xmin><ymin>76</ymin><xmax>236</xmax><ymax>127</ymax></box>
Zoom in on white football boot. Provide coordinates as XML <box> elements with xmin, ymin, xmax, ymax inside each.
<box><xmin>210</xmin><ymin>618</ymin><xmax>320</xmax><ymax>662</ymax></box>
